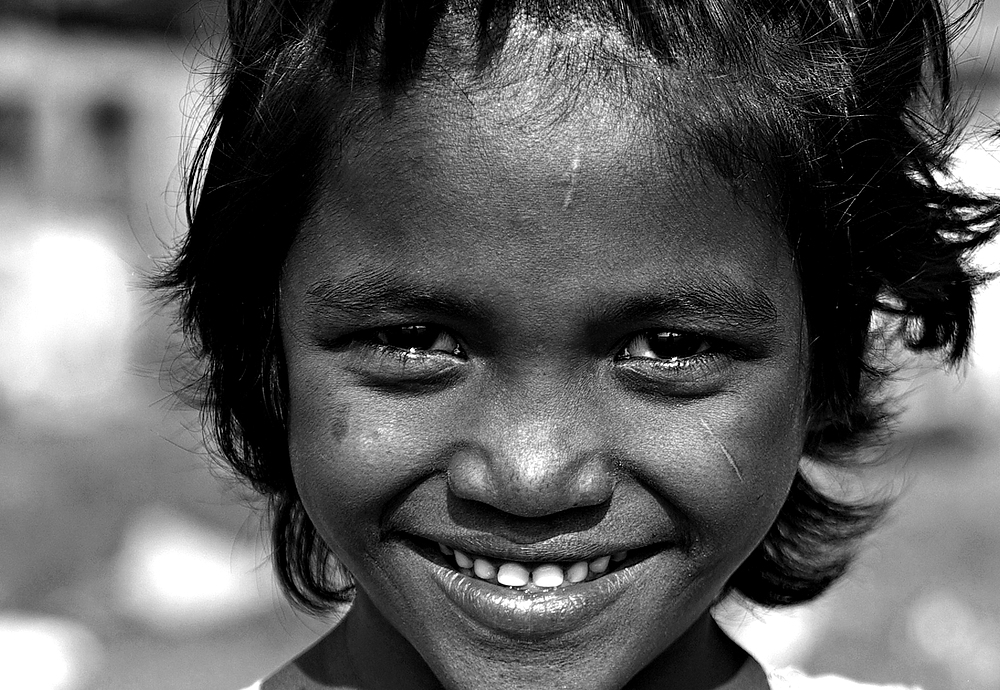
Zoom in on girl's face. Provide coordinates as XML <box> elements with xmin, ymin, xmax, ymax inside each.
<box><xmin>279</xmin><ymin>73</ymin><xmax>809</xmax><ymax>689</ymax></box>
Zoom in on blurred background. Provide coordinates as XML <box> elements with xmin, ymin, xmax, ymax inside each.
<box><xmin>0</xmin><ymin>2</ymin><xmax>997</xmax><ymax>689</ymax></box>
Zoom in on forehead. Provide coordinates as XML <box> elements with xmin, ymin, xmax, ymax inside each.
<box><xmin>320</xmin><ymin>17</ymin><xmax>780</xmax><ymax>218</ymax></box>
<box><xmin>297</xmin><ymin>67</ymin><xmax>794</xmax><ymax>302</ymax></box>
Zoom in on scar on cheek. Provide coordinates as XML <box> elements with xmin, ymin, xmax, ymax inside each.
<box><xmin>698</xmin><ymin>417</ymin><xmax>745</xmax><ymax>484</ymax></box>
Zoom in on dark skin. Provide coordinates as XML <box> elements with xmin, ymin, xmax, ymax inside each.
<box><xmin>269</xmin><ymin>33</ymin><xmax>808</xmax><ymax>690</ymax></box>
<box><xmin>266</xmin><ymin>608</ymin><xmax>769</xmax><ymax>689</ymax></box>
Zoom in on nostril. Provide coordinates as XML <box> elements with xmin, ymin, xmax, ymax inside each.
<box><xmin>571</xmin><ymin>458</ymin><xmax>616</xmax><ymax>507</ymax></box>
<box><xmin>446</xmin><ymin>446</ymin><xmax>498</xmax><ymax>505</ymax></box>
<box><xmin>446</xmin><ymin>443</ymin><xmax>615</xmax><ymax>518</ymax></box>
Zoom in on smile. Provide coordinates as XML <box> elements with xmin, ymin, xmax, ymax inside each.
<box><xmin>437</xmin><ymin>542</ymin><xmax>629</xmax><ymax>591</ymax></box>
<box><xmin>419</xmin><ymin>538</ymin><xmax>662</xmax><ymax>639</ymax></box>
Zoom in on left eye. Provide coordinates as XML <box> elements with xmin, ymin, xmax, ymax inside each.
<box><xmin>619</xmin><ymin>331</ymin><xmax>711</xmax><ymax>362</ymax></box>
<box><xmin>373</xmin><ymin>325</ymin><xmax>463</xmax><ymax>356</ymax></box>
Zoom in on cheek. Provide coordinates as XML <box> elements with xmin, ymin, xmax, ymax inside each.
<box><xmin>621</xmin><ymin>374</ymin><xmax>806</xmax><ymax>558</ymax></box>
<box><xmin>285</xmin><ymin>364</ymin><xmax>446</xmax><ymax>557</ymax></box>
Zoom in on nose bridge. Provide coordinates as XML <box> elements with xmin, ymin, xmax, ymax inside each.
<box><xmin>502</xmin><ymin>415</ymin><xmax>574</xmax><ymax>483</ymax></box>
<box><xmin>493</xmin><ymin>374</ymin><xmax>596</xmax><ymax>465</ymax></box>
<box><xmin>448</xmin><ymin>381</ymin><xmax>615</xmax><ymax>517</ymax></box>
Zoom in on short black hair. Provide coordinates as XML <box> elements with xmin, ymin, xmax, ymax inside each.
<box><xmin>156</xmin><ymin>0</ymin><xmax>1000</xmax><ymax>612</ymax></box>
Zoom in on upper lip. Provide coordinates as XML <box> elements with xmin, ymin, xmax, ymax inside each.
<box><xmin>388</xmin><ymin>478</ymin><xmax>684</xmax><ymax>562</ymax></box>
<box><xmin>403</xmin><ymin>532</ymin><xmax>663</xmax><ymax>562</ymax></box>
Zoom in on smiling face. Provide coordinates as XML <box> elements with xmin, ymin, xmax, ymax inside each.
<box><xmin>278</xmin><ymin>59</ymin><xmax>809</xmax><ymax>689</ymax></box>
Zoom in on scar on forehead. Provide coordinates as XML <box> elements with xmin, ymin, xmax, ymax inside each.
<box><xmin>562</xmin><ymin>143</ymin><xmax>582</xmax><ymax>209</ymax></box>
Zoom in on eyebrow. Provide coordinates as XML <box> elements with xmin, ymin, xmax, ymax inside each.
<box><xmin>303</xmin><ymin>272</ymin><xmax>493</xmax><ymax>321</ymax></box>
<box><xmin>303</xmin><ymin>271</ymin><xmax>780</xmax><ymax>331</ymax></box>
<box><xmin>596</xmin><ymin>281</ymin><xmax>779</xmax><ymax>332</ymax></box>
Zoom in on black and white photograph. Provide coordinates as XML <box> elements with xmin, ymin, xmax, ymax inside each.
<box><xmin>1</xmin><ymin>1</ymin><xmax>999</xmax><ymax>689</ymax></box>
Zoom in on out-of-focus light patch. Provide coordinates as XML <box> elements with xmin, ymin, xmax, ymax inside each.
<box><xmin>957</xmin><ymin>143</ymin><xmax>1000</xmax><ymax>388</ymax></box>
<box><xmin>907</xmin><ymin>589</ymin><xmax>1000</xmax><ymax>689</ymax></box>
<box><xmin>714</xmin><ymin>596</ymin><xmax>821</xmax><ymax>670</ymax></box>
<box><xmin>951</xmin><ymin>142</ymin><xmax>1000</xmax><ymax>277</ymax></box>
<box><xmin>952</xmin><ymin>135</ymin><xmax>1000</xmax><ymax>193</ymax></box>
<box><xmin>893</xmin><ymin>138</ymin><xmax>1000</xmax><ymax>435</ymax></box>
<box><xmin>0</xmin><ymin>225</ymin><xmax>132</xmax><ymax>407</ymax></box>
<box><xmin>0</xmin><ymin>614</ymin><xmax>103</xmax><ymax>690</ymax></box>
<box><xmin>943</xmin><ymin>143</ymin><xmax>1000</xmax><ymax>384</ymax></box>
<box><xmin>953</xmin><ymin>142</ymin><xmax>1000</xmax><ymax>380</ymax></box>
<box><xmin>27</xmin><ymin>234</ymin><xmax>123</xmax><ymax>335</ymax></box>
<box><xmin>113</xmin><ymin>505</ymin><xmax>275</xmax><ymax>635</ymax></box>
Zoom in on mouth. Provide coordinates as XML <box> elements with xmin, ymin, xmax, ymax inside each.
<box><xmin>433</xmin><ymin>541</ymin><xmax>637</xmax><ymax>592</ymax></box>
<box><xmin>406</xmin><ymin>535</ymin><xmax>665</xmax><ymax>639</ymax></box>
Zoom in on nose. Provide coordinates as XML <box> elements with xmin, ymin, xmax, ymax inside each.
<box><xmin>447</xmin><ymin>405</ymin><xmax>616</xmax><ymax>518</ymax></box>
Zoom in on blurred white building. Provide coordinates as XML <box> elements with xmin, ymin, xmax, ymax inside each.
<box><xmin>0</xmin><ymin>11</ymin><xmax>200</xmax><ymax>414</ymax></box>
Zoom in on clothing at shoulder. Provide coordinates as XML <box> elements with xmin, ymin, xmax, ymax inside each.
<box><xmin>767</xmin><ymin>667</ymin><xmax>921</xmax><ymax>690</ymax></box>
<box><xmin>240</xmin><ymin>670</ymin><xmax>917</xmax><ymax>690</ymax></box>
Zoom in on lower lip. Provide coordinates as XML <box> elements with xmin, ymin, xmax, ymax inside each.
<box><xmin>428</xmin><ymin>552</ymin><xmax>653</xmax><ymax>639</ymax></box>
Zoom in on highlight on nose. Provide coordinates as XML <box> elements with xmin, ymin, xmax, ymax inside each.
<box><xmin>445</xmin><ymin>429</ymin><xmax>615</xmax><ymax>518</ymax></box>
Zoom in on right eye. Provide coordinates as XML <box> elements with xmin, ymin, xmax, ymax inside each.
<box><xmin>618</xmin><ymin>330</ymin><xmax>712</xmax><ymax>364</ymax></box>
<box><xmin>370</xmin><ymin>325</ymin><xmax>464</xmax><ymax>357</ymax></box>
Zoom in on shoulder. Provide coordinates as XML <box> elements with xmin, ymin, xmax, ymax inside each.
<box><xmin>766</xmin><ymin>667</ymin><xmax>922</xmax><ymax>690</ymax></box>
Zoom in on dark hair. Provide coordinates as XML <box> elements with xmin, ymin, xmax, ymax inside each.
<box><xmin>157</xmin><ymin>0</ymin><xmax>1000</xmax><ymax>612</ymax></box>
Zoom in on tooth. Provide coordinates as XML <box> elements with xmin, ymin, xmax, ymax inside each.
<box><xmin>589</xmin><ymin>555</ymin><xmax>611</xmax><ymax>573</ymax></box>
<box><xmin>496</xmin><ymin>562</ymin><xmax>530</xmax><ymax>587</ymax></box>
<box><xmin>439</xmin><ymin>543</ymin><xmax>454</xmax><ymax>556</ymax></box>
<box><xmin>454</xmin><ymin>550</ymin><xmax>474</xmax><ymax>569</ymax></box>
<box><xmin>566</xmin><ymin>561</ymin><xmax>589</xmax><ymax>583</ymax></box>
<box><xmin>531</xmin><ymin>564</ymin><xmax>564</xmax><ymax>588</ymax></box>
<box><xmin>612</xmin><ymin>550</ymin><xmax>628</xmax><ymax>562</ymax></box>
<box><xmin>473</xmin><ymin>558</ymin><xmax>496</xmax><ymax>580</ymax></box>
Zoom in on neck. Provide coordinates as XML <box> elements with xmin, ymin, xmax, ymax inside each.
<box><xmin>342</xmin><ymin>593</ymin><xmax>443</xmax><ymax>689</ymax></box>
<box><xmin>305</xmin><ymin>596</ymin><xmax>767</xmax><ymax>690</ymax></box>
<box><xmin>295</xmin><ymin>591</ymin><xmax>442</xmax><ymax>690</ymax></box>
<box><xmin>626</xmin><ymin>613</ymin><xmax>770</xmax><ymax>690</ymax></box>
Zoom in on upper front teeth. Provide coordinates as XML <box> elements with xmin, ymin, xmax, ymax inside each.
<box><xmin>530</xmin><ymin>564</ymin><xmax>564</xmax><ymax>588</ymax></box>
<box><xmin>497</xmin><ymin>562</ymin><xmax>530</xmax><ymax>586</ymax></box>
<box><xmin>438</xmin><ymin>543</ymin><xmax>628</xmax><ymax>588</ymax></box>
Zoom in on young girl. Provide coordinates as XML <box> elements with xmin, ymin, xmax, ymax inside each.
<box><xmin>159</xmin><ymin>0</ymin><xmax>999</xmax><ymax>688</ymax></box>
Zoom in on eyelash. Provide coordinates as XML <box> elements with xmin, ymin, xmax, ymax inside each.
<box><xmin>366</xmin><ymin>325</ymin><xmax>464</xmax><ymax>356</ymax></box>
<box><xmin>354</xmin><ymin>325</ymin><xmax>727</xmax><ymax>368</ymax></box>
<box><xmin>613</xmin><ymin>331</ymin><xmax>737</xmax><ymax>390</ymax></box>
<box><xmin>617</xmin><ymin>331</ymin><xmax>714</xmax><ymax>365</ymax></box>
<box><xmin>344</xmin><ymin>326</ymin><xmax>466</xmax><ymax>378</ymax></box>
